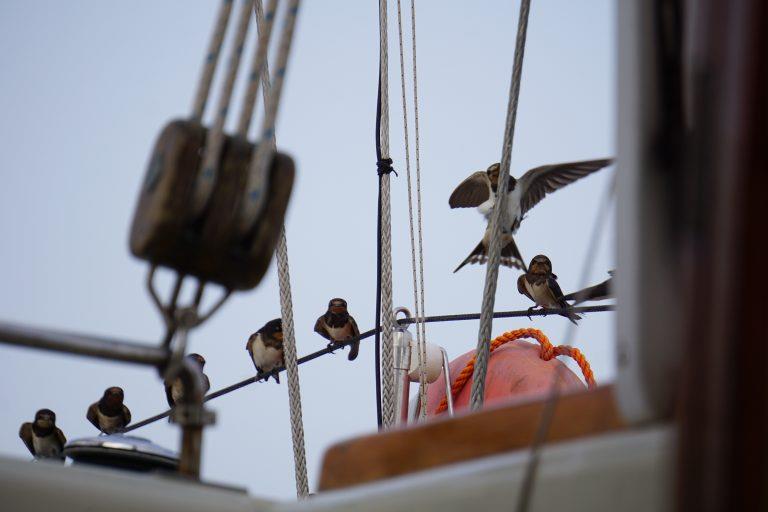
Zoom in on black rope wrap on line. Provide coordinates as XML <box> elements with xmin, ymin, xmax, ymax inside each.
<box><xmin>121</xmin><ymin>304</ymin><xmax>615</xmax><ymax>433</ymax></box>
<box><xmin>376</xmin><ymin>157</ymin><xmax>398</xmax><ymax>177</ymax></box>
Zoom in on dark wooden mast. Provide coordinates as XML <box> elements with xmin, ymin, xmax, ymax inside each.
<box><xmin>678</xmin><ymin>0</ymin><xmax>768</xmax><ymax>510</ymax></box>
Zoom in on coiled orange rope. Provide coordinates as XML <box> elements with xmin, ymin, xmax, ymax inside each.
<box><xmin>436</xmin><ymin>328</ymin><xmax>596</xmax><ymax>414</ymax></box>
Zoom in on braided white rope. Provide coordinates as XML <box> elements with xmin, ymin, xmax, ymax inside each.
<box><xmin>275</xmin><ymin>229</ymin><xmax>309</xmax><ymax>498</ymax></box>
<box><xmin>239</xmin><ymin>0</ymin><xmax>301</xmax><ymax>235</ymax></box>
<box><xmin>395</xmin><ymin>0</ymin><xmax>428</xmax><ymax>420</ymax></box>
<box><xmin>253</xmin><ymin>0</ymin><xmax>308</xmax><ymax>498</ymax></box>
<box><xmin>470</xmin><ymin>0</ymin><xmax>532</xmax><ymax>411</ymax></box>
<box><xmin>192</xmin><ymin>0</ymin><xmax>254</xmax><ymax>216</ymax></box>
<box><xmin>190</xmin><ymin>0</ymin><xmax>235</xmax><ymax>122</ymax></box>
<box><xmin>378</xmin><ymin>0</ymin><xmax>396</xmax><ymax>429</ymax></box>
<box><xmin>236</xmin><ymin>0</ymin><xmax>279</xmax><ymax>136</ymax></box>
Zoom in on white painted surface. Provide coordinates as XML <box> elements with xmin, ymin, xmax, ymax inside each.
<box><xmin>0</xmin><ymin>425</ymin><xmax>671</xmax><ymax>512</ymax></box>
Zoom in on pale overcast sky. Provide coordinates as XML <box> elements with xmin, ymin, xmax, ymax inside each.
<box><xmin>0</xmin><ymin>0</ymin><xmax>615</xmax><ymax>499</ymax></box>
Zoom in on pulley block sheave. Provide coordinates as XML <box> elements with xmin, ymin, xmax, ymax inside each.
<box><xmin>129</xmin><ymin>119</ymin><xmax>294</xmax><ymax>290</ymax></box>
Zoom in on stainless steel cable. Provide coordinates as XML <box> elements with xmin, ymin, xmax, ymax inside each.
<box><xmin>470</xmin><ymin>0</ymin><xmax>532</xmax><ymax>411</ymax></box>
<box><xmin>118</xmin><ymin>305</ymin><xmax>614</xmax><ymax>433</ymax></box>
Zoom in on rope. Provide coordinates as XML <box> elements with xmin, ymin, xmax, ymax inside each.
<box><xmin>436</xmin><ymin>328</ymin><xmax>596</xmax><ymax>414</ymax></box>
<box><xmin>409</xmin><ymin>0</ymin><xmax>428</xmax><ymax>421</ymax></box>
<box><xmin>190</xmin><ymin>0</ymin><xmax>235</xmax><ymax>122</ymax></box>
<box><xmin>275</xmin><ymin>230</ymin><xmax>309</xmax><ymax>497</ymax></box>
<box><xmin>192</xmin><ymin>0</ymin><xmax>254</xmax><ymax>216</ymax></box>
<box><xmin>393</xmin><ymin>0</ymin><xmax>421</xmax><ymax>418</ymax></box>
<box><xmin>236</xmin><ymin>0</ymin><xmax>279</xmax><ymax>137</ymax></box>
<box><xmin>470</xmin><ymin>0</ymin><xmax>532</xmax><ymax>411</ymax></box>
<box><xmin>395</xmin><ymin>0</ymin><xmax>429</xmax><ymax>420</ymax></box>
<box><xmin>375</xmin><ymin>0</ymin><xmax>396</xmax><ymax>429</ymax></box>
<box><xmin>253</xmin><ymin>1</ymin><xmax>308</xmax><ymax>498</ymax></box>
<box><xmin>239</xmin><ymin>0</ymin><xmax>301</xmax><ymax>235</ymax></box>
<box><xmin>122</xmin><ymin>306</ymin><xmax>613</xmax><ymax>433</ymax></box>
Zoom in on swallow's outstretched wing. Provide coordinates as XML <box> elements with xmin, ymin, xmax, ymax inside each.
<box><xmin>449</xmin><ymin>171</ymin><xmax>493</xmax><ymax>208</ymax></box>
<box><xmin>517</xmin><ymin>159</ymin><xmax>612</xmax><ymax>216</ymax></box>
<box><xmin>564</xmin><ymin>271</ymin><xmax>614</xmax><ymax>304</ymax></box>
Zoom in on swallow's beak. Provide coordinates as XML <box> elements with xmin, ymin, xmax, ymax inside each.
<box><xmin>275</xmin><ymin>332</ymin><xmax>284</xmax><ymax>341</ymax></box>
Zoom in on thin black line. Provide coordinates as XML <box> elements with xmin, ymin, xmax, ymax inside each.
<box><xmin>373</xmin><ymin>6</ymin><xmax>386</xmax><ymax>429</ymax></box>
<box><xmin>121</xmin><ymin>304</ymin><xmax>615</xmax><ymax>433</ymax></box>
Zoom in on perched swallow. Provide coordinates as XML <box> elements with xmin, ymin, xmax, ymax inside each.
<box><xmin>165</xmin><ymin>353</ymin><xmax>211</xmax><ymax>408</ymax></box>
<box><xmin>517</xmin><ymin>255</ymin><xmax>581</xmax><ymax>324</ymax></box>
<box><xmin>450</xmin><ymin>159</ymin><xmax>612</xmax><ymax>272</ymax></box>
<box><xmin>86</xmin><ymin>387</ymin><xmax>131</xmax><ymax>434</ymax></box>
<box><xmin>314</xmin><ymin>298</ymin><xmax>361</xmax><ymax>361</ymax></box>
<box><xmin>19</xmin><ymin>409</ymin><xmax>66</xmax><ymax>461</ymax></box>
<box><xmin>564</xmin><ymin>270</ymin><xmax>615</xmax><ymax>304</ymax></box>
<box><xmin>246</xmin><ymin>319</ymin><xmax>284</xmax><ymax>383</ymax></box>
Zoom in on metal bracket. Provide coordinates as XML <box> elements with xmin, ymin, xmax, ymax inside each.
<box><xmin>393</xmin><ymin>307</ymin><xmax>413</xmax><ymax>426</ymax></box>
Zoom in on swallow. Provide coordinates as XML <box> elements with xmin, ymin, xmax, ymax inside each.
<box><xmin>165</xmin><ymin>353</ymin><xmax>211</xmax><ymax>408</ymax></box>
<box><xmin>314</xmin><ymin>298</ymin><xmax>361</xmax><ymax>361</ymax></box>
<box><xmin>450</xmin><ymin>159</ymin><xmax>612</xmax><ymax>272</ymax></box>
<box><xmin>19</xmin><ymin>409</ymin><xmax>66</xmax><ymax>461</ymax></box>
<box><xmin>517</xmin><ymin>255</ymin><xmax>581</xmax><ymax>324</ymax></box>
<box><xmin>563</xmin><ymin>270</ymin><xmax>614</xmax><ymax>304</ymax></box>
<box><xmin>86</xmin><ymin>387</ymin><xmax>131</xmax><ymax>434</ymax></box>
<box><xmin>246</xmin><ymin>319</ymin><xmax>284</xmax><ymax>383</ymax></box>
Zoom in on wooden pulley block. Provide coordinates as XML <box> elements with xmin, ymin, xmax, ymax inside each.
<box><xmin>129</xmin><ymin>119</ymin><xmax>294</xmax><ymax>290</ymax></box>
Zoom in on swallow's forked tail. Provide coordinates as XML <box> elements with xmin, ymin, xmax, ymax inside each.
<box><xmin>558</xmin><ymin>302</ymin><xmax>582</xmax><ymax>325</ymax></box>
<box><xmin>347</xmin><ymin>339</ymin><xmax>360</xmax><ymax>361</ymax></box>
<box><xmin>453</xmin><ymin>241</ymin><xmax>485</xmax><ymax>273</ymax></box>
<box><xmin>453</xmin><ymin>236</ymin><xmax>526</xmax><ymax>273</ymax></box>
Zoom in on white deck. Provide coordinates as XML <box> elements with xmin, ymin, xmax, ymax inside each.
<box><xmin>1</xmin><ymin>425</ymin><xmax>671</xmax><ymax>512</ymax></box>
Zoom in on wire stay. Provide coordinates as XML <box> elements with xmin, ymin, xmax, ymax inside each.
<box><xmin>122</xmin><ymin>304</ymin><xmax>614</xmax><ymax>433</ymax></box>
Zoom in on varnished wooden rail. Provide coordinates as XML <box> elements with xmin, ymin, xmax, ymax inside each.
<box><xmin>319</xmin><ymin>385</ymin><xmax>624</xmax><ymax>491</ymax></box>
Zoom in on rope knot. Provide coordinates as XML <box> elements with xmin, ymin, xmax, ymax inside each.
<box><xmin>376</xmin><ymin>158</ymin><xmax>398</xmax><ymax>177</ymax></box>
